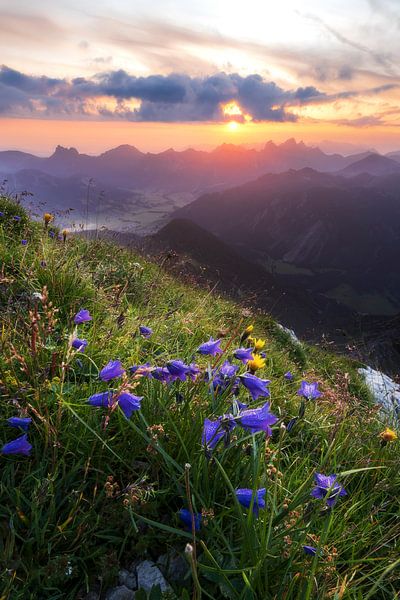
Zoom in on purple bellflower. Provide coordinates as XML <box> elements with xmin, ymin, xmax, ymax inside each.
<box><xmin>198</xmin><ymin>337</ymin><xmax>223</xmax><ymax>356</ymax></box>
<box><xmin>1</xmin><ymin>434</ymin><xmax>32</xmax><ymax>456</ymax></box>
<box><xmin>297</xmin><ymin>381</ymin><xmax>322</xmax><ymax>401</ymax></box>
<box><xmin>233</xmin><ymin>347</ymin><xmax>254</xmax><ymax>364</ymax></box>
<box><xmin>129</xmin><ymin>363</ymin><xmax>153</xmax><ymax>378</ymax></box>
<box><xmin>88</xmin><ymin>391</ymin><xmax>113</xmax><ymax>407</ymax></box>
<box><xmin>284</xmin><ymin>371</ymin><xmax>294</xmax><ymax>381</ymax></box>
<box><xmin>179</xmin><ymin>508</ymin><xmax>201</xmax><ymax>531</ymax></box>
<box><xmin>139</xmin><ymin>325</ymin><xmax>153</xmax><ymax>338</ymax></box>
<box><xmin>13</xmin><ymin>215</ymin><xmax>21</xmax><ymax>222</ymax></box>
<box><xmin>99</xmin><ymin>360</ymin><xmax>125</xmax><ymax>381</ymax></box>
<box><xmin>117</xmin><ymin>392</ymin><xmax>142</xmax><ymax>419</ymax></box>
<box><xmin>74</xmin><ymin>309</ymin><xmax>92</xmax><ymax>324</ymax></box>
<box><xmin>239</xmin><ymin>373</ymin><xmax>271</xmax><ymax>401</ymax></box>
<box><xmin>235</xmin><ymin>488</ymin><xmax>266</xmax><ymax>516</ymax></box>
<box><xmin>303</xmin><ymin>545</ymin><xmax>319</xmax><ymax>556</ymax></box>
<box><xmin>166</xmin><ymin>360</ymin><xmax>190</xmax><ymax>381</ymax></box>
<box><xmin>202</xmin><ymin>416</ymin><xmax>235</xmax><ymax>450</ymax></box>
<box><xmin>7</xmin><ymin>417</ymin><xmax>32</xmax><ymax>431</ymax></box>
<box><xmin>71</xmin><ymin>338</ymin><xmax>88</xmax><ymax>352</ymax></box>
<box><xmin>311</xmin><ymin>473</ymin><xmax>347</xmax><ymax>507</ymax></box>
<box><xmin>21</xmin><ymin>239</ymin><xmax>27</xmax><ymax>246</ymax></box>
<box><xmin>151</xmin><ymin>366</ymin><xmax>173</xmax><ymax>383</ymax></box>
<box><xmin>237</xmin><ymin>402</ymin><xmax>277</xmax><ymax>435</ymax></box>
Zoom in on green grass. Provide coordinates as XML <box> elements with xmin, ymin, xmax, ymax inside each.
<box><xmin>0</xmin><ymin>196</ymin><xmax>399</xmax><ymax>599</ymax></box>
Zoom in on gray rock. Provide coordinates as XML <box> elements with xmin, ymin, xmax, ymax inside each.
<box><xmin>358</xmin><ymin>366</ymin><xmax>400</xmax><ymax>419</ymax></box>
<box><xmin>83</xmin><ymin>593</ymin><xmax>100</xmax><ymax>600</ymax></box>
<box><xmin>105</xmin><ymin>585</ymin><xmax>135</xmax><ymax>600</ymax></box>
<box><xmin>119</xmin><ymin>568</ymin><xmax>137</xmax><ymax>590</ymax></box>
<box><xmin>136</xmin><ymin>559</ymin><xmax>171</xmax><ymax>593</ymax></box>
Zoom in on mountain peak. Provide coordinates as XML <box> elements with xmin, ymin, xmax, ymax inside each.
<box><xmin>52</xmin><ymin>145</ymin><xmax>79</xmax><ymax>158</ymax></box>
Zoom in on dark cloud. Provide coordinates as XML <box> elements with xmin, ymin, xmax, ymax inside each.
<box><xmin>0</xmin><ymin>65</ymin><xmax>326</xmax><ymax>122</ymax></box>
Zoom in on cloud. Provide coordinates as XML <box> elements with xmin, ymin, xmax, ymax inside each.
<box><xmin>0</xmin><ymin>65</ymin><xmax>327</xmax><ymax>122</ymax></box>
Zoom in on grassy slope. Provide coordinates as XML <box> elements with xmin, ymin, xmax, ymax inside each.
<box><xmin>0</xmin><ymin>197</ymin><xmax>399</xmax><ymax>600</ymax></box>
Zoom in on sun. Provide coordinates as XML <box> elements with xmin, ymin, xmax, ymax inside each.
<box><xmin>227</xmin><ymin>120</ymin><xmax>239</xmax><ymax>132</ymax></box>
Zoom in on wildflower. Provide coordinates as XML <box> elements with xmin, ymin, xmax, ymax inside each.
<box><xmin>21</xmin><ymin>239</ymin><xmax>27</xmax><ymax>246</ymax></box>
<box><xmin>139</xmin><ymin>325</ymin><xmax>153</xmax><ymax>338</ymax></box>
<box><xmin>71</xmin><ymin>338</ymin><xmax>88</xmax><ymax>352</ymax></box>
<box><xmin>235</xmin><ymin>487</ymin><xmax>266</xmax><ymax>516</ymax></box>
<box><xmin>129</xmin><ymin>363</ymin><xmax>153</xmax><ymax>378</ymax></box>
<box><xmin>99</xmin><ymin>360</ymin><xmax>125</xmax><ymax>381</ymax></box>
<box><xmin>1</xmin><ymin>434</ymin><xmax>32</xmax><ymax>456</ymax></box>
<box><xmin>297</xmin><ymin>381</ymin><xmax>322</xmax><ymax>401</ymax></box>
<box><xmin>240</xmin><ymin>324</ymin><xmax>254</xmax><ymax>342</ymax></box>
<box><xmin>117</xmin><ymin>392</ymin><xmax>142</xmax><ymax>419</ymax></box>
<box><xmin>303</xmin><ymin>545</ymin><xmax>318</xmax><ymax>556</ymax></box>
<box><xmin>151</xmin><ymin>366</ymin><xmax>173</xmax><ymax>383</ymax></box>
<box><xmin>233</xmin><ymin>347</ymin><xmax>254</xmax><ymax>364</ymax></box>
<box><xmin>311</xmin><ymin>473</ymin><xmax>347</xmax><ymax>507</ymax></box>
<box><xmin>239</xmin><ymin>373</ymin><xmax>271</xmax><ymax>401</ymax></box>
<box><xmin>40</xmin><ymin>260</ymin><xmax>47</xmax><ymax>268</ymax></box>
<box><xmin>252</xmin><ymin>338</ymin><xmax>266</xmax><ymax>351</ymax></box>
<box><xmin>209</xmin><ymin>360</ymin><xmax>239</xmax><ymax>393</ymax></box>
<box><xmin>236</xmin><ymin>402</ymin><xmax>277</xmax><ymax>435</ymax></box>
<box><xmin>187</xmin><ymin>363</ymin><xmax>201</xmax><ymax>381</ymax></box>
<box><xmin>247</xmin><ymin>354</ymin><xmax>266</xmax><ymax>373</ymax></box>
<box><xmin>44</xmin><ymin>213</ymin><xmax>53</xmax><ymax>225</ymax></box>
<box><xmin>62</xmin><ymin>229</ymin><xmax>68</xmax><ymax>242</ymax></box>
<box><xmin>379</xmin><ymin>427</ymin><xmax>397</xmax><ymax>443</ymax></box>
<box><xmin>179</xmin><ymin>508</ymin><xmax>201</xmax><ymax>531</ymax></box>
<box><xmin>13</xmin><ymin>215</ymin><xmax>21</xmax><ymax>222</ymax></box>
<box><xmin>198</xmin><ymin>337</ymin><xmax>223</xmax><ymax>356</ymax></box>
<box><xmin>166</xmin><ymin>360</ymin><xmax>190</xmax><ymax>381</ymax></box>
<box><xmin>74</xmin><ymin>309</ymin><xmax>92</xmax><ymax>324</ymax></box>
<box><xmin>0</xmin><ymin>211</ymin><xmax>4</xmax><ymax>217</ymax></box>
<box><xmin>7</xmin><ymin>417</ymin><xmax>32</xmax><ymax>431</ymax></box>
<box><xmin>87</xmin><ymin>391</ymin><xmax>113</xmax><ymax>407</ymax></box>
<box><xmin>202</xmin><ymin>416</ymin><xmax>234</xmax><ymax>450</ymax></box>
<box><xmin>284</xmin><ymin>371</ymin><xmax>294</xmax><ymax>381</ymax></box>
<box><xmin>49</xmin><ymin>231</ymin><xmax>55</xmax><ymax>238</ymax></box>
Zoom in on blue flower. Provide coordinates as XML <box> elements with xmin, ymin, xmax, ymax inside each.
<box><xmin>198</xmin><ymin>337</ymin><xmax>223</xmax><ymax>356</ymax></box>
<box><xmin>74</xmin><ymin>309</ymin><xmax>92</xmax><ymax>324</ymax></box>
<box><xmin>40</xmin><ymin>260</ymin><xmax>47</xmax><ymax>267</ymax></box>
<box><xmin>209</xmin><ymin>361</ymin><xmax>239</xmax><ymax>393</ymax></box>
<box><xmin>49</xmin><ymin>231</ymin><xmax>55</xmax><ymax>238</ymax></box>
<box><xmin>0</xmin><ymin>211</ymin><xmax>4</xmax><ymax>217</ymax></box>
<box><xmin>139</xmin><ymin>325</ymin><xmax>153</xmax><ymax>338</ymax></box>
<box><xmin>166</xmin><ymin>360</ymin><xmax>190</xmax><ymax>382</ymax></box>
<box><xmin>219</xmin><ymin>361</ymin><xmax>238</xmax><ymax>378</ymax></box>
<box><xmin>236</xmin><ymin>402</ymin><xmax>277</xmax><ymax>435</ymax></box>
<box><xmin>303</xmin><ymin>545</ymin><xmax>318</xmax><ymax>556</ymax></box>
<box><xmin>187</xmin><ymin>363</ymin><xmax>201</xmax><ymax>381</ymax></box>
<box><xmin>87</xmin><ymin>391</ymin><xmax>113</xmax><ymax>407</ymax></box>
<box><xmin>99</xmin><ymin>360</ymin><xmax>125</xmax><ymax>381</ymax></box>
<box><xmin>239</xmin><ymin>373</ymin><xmax>271</xmax><ymax>401</ymax></box>
<box><xmin>7</xmin><ymin>417</ymin><xmax>31</xmax><ymax>431</ymax></box>
<box><xmin>179</xmin><ymin>508</ymin><xmax>201</xmax><ymax>531</ymax></box>
<box><xmin>13</xmin><ymin>215</ymin><xmax>21</xmax><ymax>222</ymax></box>
<box><xmin>235</xmin><ymin>488</ymin><xmax>266</xmax><ymax>516</ymax></box>
<box><xmin>117</xmin><ymin>392</ymin><xmax>142</xmax><ymax>419</ymax></box>
<box><xmin>21</xmin><ymin>239</ymin><xmax>28</xmax><ymax>246</ymax></box>
<box><xmin>129</xmin><ymin>363</ymin><xmax>153</xmax><ymax>378</ymax></box>
<box><xmin>311</xmin><ymin>473</ymin><xmax>347</xmax><ymax>507</ymax></box>
<box><xmin>233</xmin><ymin>347</ymin><xmax>254</xmax><ymax>364</ymax></box>
<box><xmin>284</xmin><ymin>371</ymin><xmax>294</xmax><ymax>381</ymax></box>
<box><xmin>71</xmin><ymin>338</ymin><xmax>88</xmax><ymax>352</ymax></box>
<box><xmin>151</xmin><ymin>366</ymin><xmax>173</xmax><ymax>383</ymax></box>
<box><xmin>1</xmin><ymin>434</ymin><xmax>32</xmax><ymax>456</ymax></box>
<box><xmin>297</xmin><ymin>381</ymin><xmax>322</xmax><ymax>401</ymax></box>
<box><xmin>202</xmin><ymin>416</ymin><xmax>234</xmax><ymax>450</ymax></box>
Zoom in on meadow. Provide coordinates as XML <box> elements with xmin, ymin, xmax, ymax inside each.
<box><xmin>0</xmin><ymin>196</ymin><xmax>399</xmax><ymax>599</ymax></box>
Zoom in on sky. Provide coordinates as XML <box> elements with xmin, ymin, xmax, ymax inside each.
<box><xmin>1</xmin><ymin>0</ymin><xmax>400</xmax><ymax>154</ymax></box>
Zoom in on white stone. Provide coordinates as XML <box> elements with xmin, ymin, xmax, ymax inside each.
<box><xmin>136</xmin><ymin>559</ymin><xmax>171</xmax><ymax>593</ymax></box>
<box><xmin>358</xmin><ymin>366</ymin><xmax>400</xmax><ymax>418</ymax></box>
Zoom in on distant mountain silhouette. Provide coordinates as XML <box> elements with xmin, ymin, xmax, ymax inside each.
<box><xmin>0</xmin><ymin>139</ymin><xmax>380</xmax><ymax>193</ymax></box>
<box><xmin>339</xmin><ymin>153</ymin><xmax>400</xmax><ymax>177</ymax></box>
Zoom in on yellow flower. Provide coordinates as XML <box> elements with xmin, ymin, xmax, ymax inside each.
<box><xmin>379</xmin><ymin>427</ymin><xmax>397</xmax><ymax>443</ymax></box>
<box><xmin>245</xmin><ymin>325</ymin><xmax>254</xmax><ymax>334</ymax></box>
<box><xmin>253</xmin><ymin>338</ymin><xmax>266</xmax><ymax>351</ymax></box>
<box><xmin>43</xmin><ymin>212</ymin><xmax>53</xmax><ymax>225</ymax></box>
<box><xmin>247</xmin><ymin>354</ymin><xmax>266</xmax><ymax>372</ymax></box>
